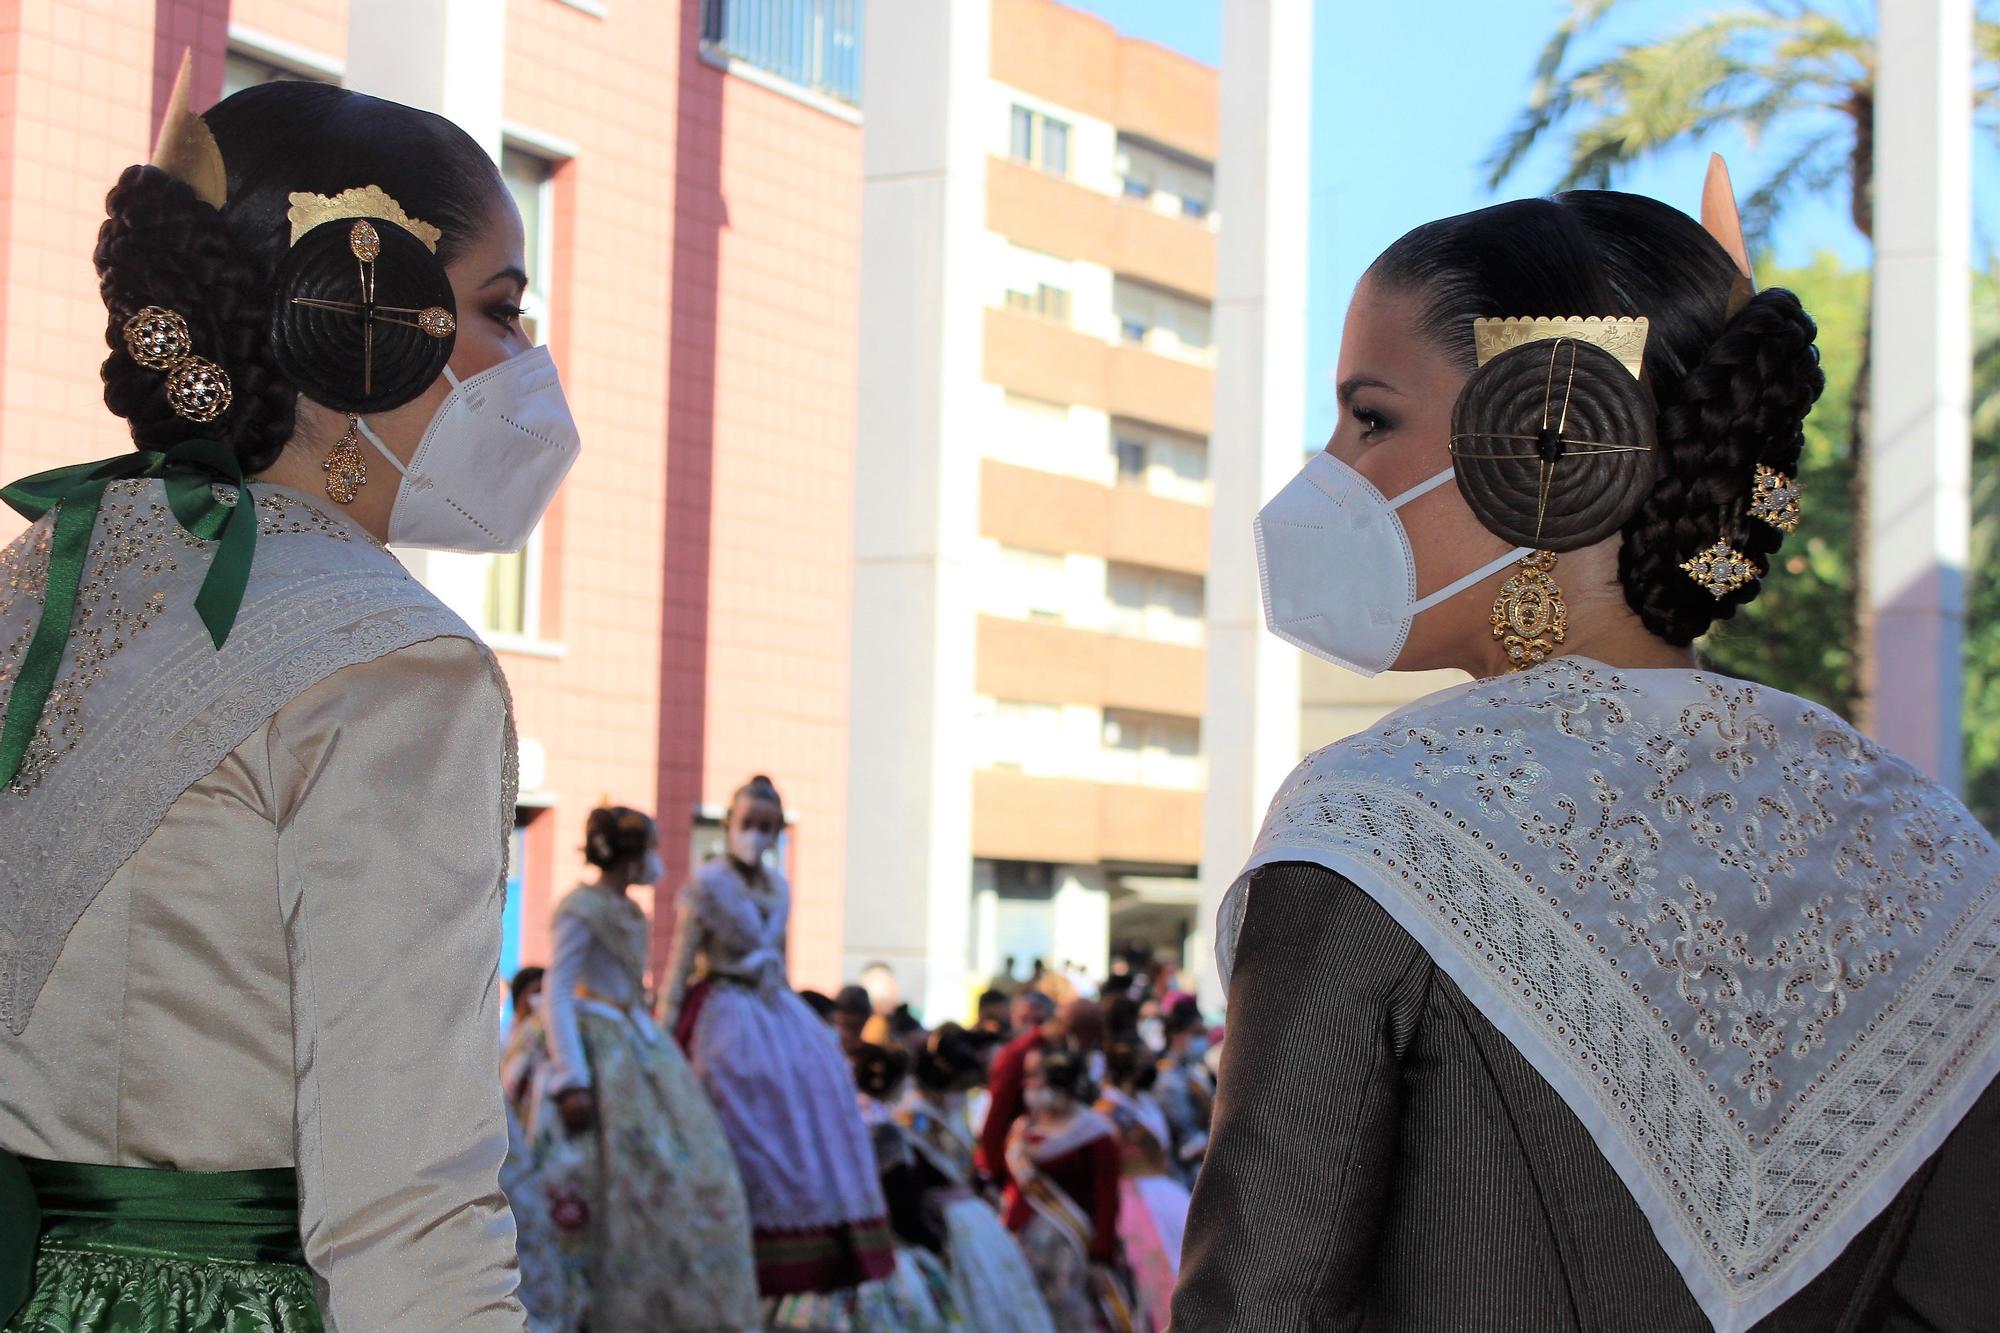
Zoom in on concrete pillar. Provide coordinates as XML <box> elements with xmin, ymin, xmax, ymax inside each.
<box><xmin>844</xmin><ymin>0</ymin><xmax>990</xmax><ymax>1022</ymax></box>
<box><xmin>343</xmin><ymin>0</ymin><xmax>504</xmax><ymax>157</ymax></box>
<box><xmin>343</xmin><ymin>0</ymin><xmax>508</xmax><ymax>604</ymax></box>
<box><xmin>1198</xmin><ymin>0</ymin><xmax>1312</xmax><ymax>1013</ymax></box>
<box><xmin>1869</xmin><ymin>0</ymin><xmax>1973</xmax><ymax>789</ymax></box>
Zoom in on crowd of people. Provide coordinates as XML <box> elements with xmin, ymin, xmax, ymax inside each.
<box><xmin>497</xmin><ymin>788</ymin><xmax>1219</xmax><ymax>1333</ymax></box>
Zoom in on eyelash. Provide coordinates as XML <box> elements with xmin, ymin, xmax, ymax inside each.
<box><xmin>488</xmin><ymin>302</ymin><xmax>526</xmax><ymax>331</ymax></box>
<box><xmin>1352</xmin><ymin>407</ymin><xmax>1391</xmax><ymax>440</ymax></box>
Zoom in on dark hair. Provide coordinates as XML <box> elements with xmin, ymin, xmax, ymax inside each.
<box><xmin>916</xmin><ymin>1022</ymin><xmax>987</xmax><ymax>1093</ymax></box>
<box><xmin>978</xmin><ymin>988</ymin><xmax>1010</xmax><ymax>1012</ymax></box>
<box><xmin>97</xmin><ymin>82</ymin><xmax>504</xmax><ymax>471</ymax></box>
<box><xmin>851</xmin><ymin>1043</ymin><xmax>909</xmax><ymax>1102</ymax></box>
<box><xmin>585</xmin><ymin>806</ymin><xmax>655</xmax><ymax>871</ymax></box>
<box><xmin>1162</xmin><ymin>994</ymin><xmax>1203</xmax><ymax>1038</ymax></box>
<box><xmin>834</xmin><ymin>984</ymin><xmax>873</xmax><ymax>1019</ymax></box>
<box><xmin>1105</xmin><ymin>1041</ymin><xmax>1159</xmax><ymax>1094</ymax></box>
<box><xmin>799</xmin><ymin>989</ymin><xmax>838</xmax><ymax>1022</ymax></box>
<box><xmin>1368</xmin><ymin>191</ymin><xmax>1824</xmax><ymax>645</ymax></box>
<box><xmin>509</xmin><ymin>965</ymin><xmax>545</xmax><ymax>1001</ymax></box>
<box><xmin>729</xmin><ymin>774</ymin><xmax>785</xmax><ymax>825</ymax></box>
<box><xmin>1038</xmin><ymin>1048</ymin><xmax>1091</xmax><ymax>1103</ymax></box>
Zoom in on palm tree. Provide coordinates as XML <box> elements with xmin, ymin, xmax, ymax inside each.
<box><xmin>1487</xmin><ymin>0</ymin><xmax>2000</xmax><ymax>730</ymax></box>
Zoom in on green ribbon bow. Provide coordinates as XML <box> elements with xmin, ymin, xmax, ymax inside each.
<box><xmin>0</xmin><ymin>439</ymin><xmax>256</xmax><ymax>788</ymax></box>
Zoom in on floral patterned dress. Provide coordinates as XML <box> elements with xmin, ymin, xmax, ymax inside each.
<box><xmin>512</xmin><ymin>883</ymin><xmax>759</xmax><ymax>1331</ymax></box>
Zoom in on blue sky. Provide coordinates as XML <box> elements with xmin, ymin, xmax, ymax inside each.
<box><xmin>1067</xmin><ymin>0</ymin><xmax>2000</xmax><ymax>450</ymax></box>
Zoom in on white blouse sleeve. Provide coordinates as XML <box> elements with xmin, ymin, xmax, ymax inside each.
<box><xmin>268</xmin><ymin>635</ymin><xmax>525</xmax><ymax>1333</ymax></box>
<box><xmin>543</xmin><ymin>910</ymin><xmax>592</xmax><ymax>1095</ymax></box>
<box><xmin>657</xmin><ymin>875</ymin><xmax>707</xmax><ymax>1031</ymax></box>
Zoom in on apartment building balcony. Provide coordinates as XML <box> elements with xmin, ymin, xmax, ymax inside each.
<box><xmin>973</xmin><ymin>769</ymin><xmax>1203</xmax><ymax>868</ymax></box>
<box><xmin>980</xmin><ymin>458</ymin><xmax>1207</xmax><ymax>577</ymax></box>
<box><xmin>984</xmin><ymin>307</ymin><xmax>1211</xmax><ymax>439</ymax></box>
<box><xmin>987</xmin><ymin>155</ymin><xmax>1215</xmax><ymax>300</ymax></box>
<box><xmin>977</xmin><ymin>614</ymin><xmax>1202</xmax><ymax>718</ymax></box>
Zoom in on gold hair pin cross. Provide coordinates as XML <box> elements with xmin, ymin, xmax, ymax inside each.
<box><xmin>1450</xmin><ymin>320</ymin><xmax>1654</xmax><ymax>543</ymax></box>
<box><xmin>288</xmin><ymin>219</ymin><xmax>455</xmax><ymax>396</ymax></box>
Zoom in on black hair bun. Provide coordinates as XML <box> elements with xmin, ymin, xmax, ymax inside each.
<box><xmin>585</xmin><ymin>806</ymin><xmax>654</xmax><ymax>870</ymax></box>
<box><xmin>1450</xmin><ymin>336</ymin><xmax>1659</xmax><ymax>551</ymax></box>
<box><xmin>269</xmin><ymin>217</ymin><xmax>455</xmax><ymax>414</ymax></box>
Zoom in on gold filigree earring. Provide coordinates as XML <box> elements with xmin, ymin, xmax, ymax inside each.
<box><xmin>1492</xmin><ymin>550</ymin><xmax>1567</xmax><ymax>671</ymax></box>
<box><xmin>324</xmin><ymin>414</ymin><xmax>367</xmax><ymax>505</ymax></box>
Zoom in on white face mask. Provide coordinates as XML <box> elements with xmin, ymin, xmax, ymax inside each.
<box><xmin>634</xmin><ymin>850</ymin><xmax>665</xmax><ymax>886</ymax></box>
<box><xmin>1254</xmin><ymin>451</ymin><xmax>1529</xmax><ymax>677</ymax></box>
<box><xmin>1024</xmin><ymin>1087</ymin><xmax>1059</xmax><ymax>1116</ymax></box>
<box><xmin>730</xmin><ymin>827</ymin><xmax>776</xmax><ymax>868</ymax></box>
<box><xmin>357</xmin><ymin>346</ymin><xmax>580</xmax><ymax>553</ymax></box>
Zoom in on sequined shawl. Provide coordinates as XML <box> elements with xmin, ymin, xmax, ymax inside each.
<box><xmin>0</xmin><ymin>479</ymin><xmax>480</xmax><ymax>1034</ymax></box>
<box><xmin>1218</xmin><ymin>656</ymin><xmax>2000</xmax><ymax>1333</ymax></box>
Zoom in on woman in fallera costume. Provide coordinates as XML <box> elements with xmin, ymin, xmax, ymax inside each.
<box><xmin>1003</xmin><ymin>1049</ymin><xmax>1130</xmax><ymax>1333</ymax></box>
<box><xmin>0</xmin><ymin>61</ymin><xmax>579</xmax><ymax>1332</ymax></box>
<box><xmin>519</xmin><ymin>806</ymin><xmax>760</xmax><ymax>1331</ymax></box>
<box><xmin>662</xmin><ymin>775</ymin><xmax>896</xmax><ymax>1300</ymax></box>
<box><xmin>1094</xmin><ymin>1043</ymin><xmax>1188</xmax><ymax>1333</ymax></box>
<box><xmin>1174</xmin><ymin>160</ymin><xmax>2000</xmax><ymax>1332</ymax></box>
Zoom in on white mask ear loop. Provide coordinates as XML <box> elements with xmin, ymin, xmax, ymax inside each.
<box><xmin>353</xmin><ymin>416</ymin><xmax>407</xmax><ymax>476</ymax></box>
<box><xmin>1408</xmin><ymin>546</ymin><xmax>1534</xmax><ymax>617</ymax></box>
<box><xmin>352</xmin><ymin>365</ymin><xmax>463</xmax><ymax>475</ymax></box>
<box><xmin>1387</xmin><ymin>467</ymin><xmax>1459</xmax><ymax>509</ymax></box>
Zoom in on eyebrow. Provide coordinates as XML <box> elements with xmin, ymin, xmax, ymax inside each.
<box><xmin>482</xmin><ymin>265</ymin><xmax>530</xmax><ymax>288</ymax></box>
<box><xmin>1337</xmin><ymin>375</ymin><xmax>1404</xmax><ymax>404</ymax></box>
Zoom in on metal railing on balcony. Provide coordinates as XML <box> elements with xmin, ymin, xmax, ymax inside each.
<box><xmin>700</xmin><ymin>0</ymin><xmax>864</xmax><ymax>108</ymax></box>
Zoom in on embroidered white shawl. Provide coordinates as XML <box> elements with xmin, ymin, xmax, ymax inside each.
<box><xmin>0</xmin><ymin>479</ymin><xmax>490</xmax><ymax>1034</ymax></box>
<box><xmin>1217</xmin><ymin>657</ymin><xmax>2000</xmax><ymax>1333</ymax></box>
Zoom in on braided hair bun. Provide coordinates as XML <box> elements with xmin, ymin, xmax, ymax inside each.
<box><xmin>91</xmin><ymin>81</ymin><xmax>504</xmax><ymax>472</ymax></box>
<box><xmin>1618</xmin><ymin>289</ymin><xmax>1823</xmax><ymax>644</ymax></box>
<box><xmin>585</xmin><ymin>806</ymin><xmax>654</xmax><ymax>870</ymax></box>
<box><xmin>1370</xmin><ymin>191</ymin><xmax>1826</xmax><ymax>648</ymax></box>
<box><xmin>96</xmin><ymin>164</ymin><xmax>295</xmax><ymax>470</ymax></box>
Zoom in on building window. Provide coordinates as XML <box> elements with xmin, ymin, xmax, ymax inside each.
<box><xmin>221</xmin><ymin>48</ymin><xmax>334</xmax><ymax>98</ymax></box>
<box><xmin>1120</xmin><ymin>317</ymin><xmax>1147</xmax><ymax>344</ymax></box>
<box><xmin>1180</xmin><ymin>196</ymin><xmax>1208</xmax><ymax>220</ymax></box>
<box><xmin>1105</xmin><ymin>563</ymin><xmax>1205</xmax><ymax>645</ymax></box>
<box><xmin>1122</xmin><ymin>177</ymin><xmax>1152</xmax><ymax>200</ymax></box>
<box><xmin>469</xmin><ymin>145</ymin><xmax>564</xmax><ymax>644</ymax></box>
<box><xmin>1114</xmin><ymin>436</ymin><xmax>1146</xmax><ymax>480</ymax></box>
<box><xmin>700</xmin><ymin>0</ymin><xmax>864</xmax><ymax>108</ymax></box>
<box><xmin>1009</xmin><ymin>104</ymin><xmax>1071</xmax><ymax>177</ymax></box>
<box><xmin>1004</xmin><ymin>283</ymin><xmax>1071</xmax><ymax>323</ymax></box>
<box><xmin>1101</xmin><ymin>709</ymin><xmax>1203</xmax><ymax>788</ymax></box>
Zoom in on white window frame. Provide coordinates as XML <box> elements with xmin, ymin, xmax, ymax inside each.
<box><xmin>1009</xmin><ymin>103</ymin><xmax>1072</xmax><ymax>177</ymax></box>
<box><xmin>475</xmin><ymin>132</ymin><xmax>573</xmax><ymax>658</ymax></box>
<box><xmin>224</xmin><ymin>24</ymin><xmax>345</xmax><ymax>86</ymax></box>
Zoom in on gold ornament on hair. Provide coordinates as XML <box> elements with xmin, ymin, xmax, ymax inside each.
<box><xmin>150</xmin><ymin>50</ymin><xmax>227</xmax><ymax>208</ymax></box>
<box><xmin>122</xmin><ymin>305</ymin><xmax>233</xmax><ymax>424</ymax></box>
<box><xmin>1450</xmin><ymin>334</ymin><xmax>1656</xmax><ymax>546</ymax></box>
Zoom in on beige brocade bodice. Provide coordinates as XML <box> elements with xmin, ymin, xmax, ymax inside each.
<box><xmin>0</xmin><ymin>636</ymin><xmax>525</xmax><ymax>1333</ymax></box>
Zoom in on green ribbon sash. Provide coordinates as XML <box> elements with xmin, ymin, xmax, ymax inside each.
<box><xmin>0</xmin><ymin>440</ymin><xmax>256</xmax><ymax>788</ymax></box>
<box><xmin>0</xmin><ymin>1150</ymin><xmax>304</xmax><ymax>1324</ymax></box>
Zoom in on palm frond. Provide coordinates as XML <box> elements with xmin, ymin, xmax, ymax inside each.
<box><xmin>1738</xmin><ymin>130</ymin><xmax>1844</xmax><ymax>244</ymax></box>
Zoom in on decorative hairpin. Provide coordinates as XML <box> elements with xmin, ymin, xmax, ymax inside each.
<box><xmin>283</xmin><ymin>192</ymin><xmax>456</xmax><ymax>397</ymax></box>
<box><xmin>1680</xmin><ymin>541</ymin><xmax>1759</xmax><ymax>599</ymax></box>
<box><xmin>150</xmin><ymin>51</ymin><xmax>226</xmax><ymax>208</ymax></box>
<box><xmin>122</xmin><ymin>305</ymin><xmax>232</xmax><ymax>422</ymax></box>
<box><xmin>1749</xmin><ymin>464</ymin><xmax>1802</xmax><ymax>532</ymax></box>
<box><xmin>1701</xmin><ymin>154</ymin><xmax>1757</xmax><ymax>319</ymax></box>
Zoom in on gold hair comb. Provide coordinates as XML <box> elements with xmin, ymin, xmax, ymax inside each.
<box><xmin>1473</xmin><ymin>316</ymin><xmax>1650</xmax><ymax>380</ymax></box>
<box><xmin>287</xmin><ymin>184</ymin><xmax>442</xmax><ymax>253</ymax></box>
<box><xmin>151</xmin><ymin>51</ymin><xmax>227</xmax><ymax>208</ymax></box>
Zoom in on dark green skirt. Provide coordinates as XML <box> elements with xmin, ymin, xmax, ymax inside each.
<box><xmin>1</xmin><ymin>1153</ymin><xmax>319</xmax><ymax>1333</ymax></box>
